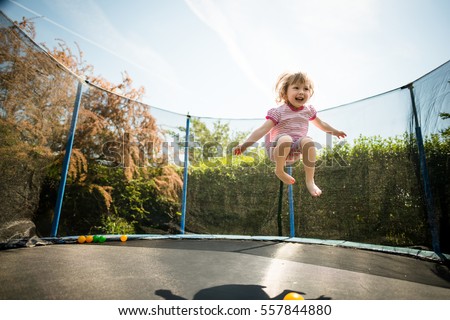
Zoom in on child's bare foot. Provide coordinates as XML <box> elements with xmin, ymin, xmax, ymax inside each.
<box><xmin>275</xmin><ymin>169</ymin><xmax>295</xmax><ymax>185</ymax></box>
<box><xmin>306</xmin><ymin>181</ymin><xmax>322</xmax><ymax>197</ymax></box>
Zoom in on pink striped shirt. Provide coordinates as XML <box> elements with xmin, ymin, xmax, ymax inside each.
<box><xmin>266</xmin><ymin>103</ymin><xmax>317</xmax><ymax>143</ymax></box>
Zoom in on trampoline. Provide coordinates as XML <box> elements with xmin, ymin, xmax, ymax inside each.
<box><xmin>1</xmin><ymin>11</ymin><xmax>450</xmax><ymax>304</ymax></box>
<box><xmin>1</xmin><ymin>235</ymin><xmax>449</xmax><ymax>300</ymax></box>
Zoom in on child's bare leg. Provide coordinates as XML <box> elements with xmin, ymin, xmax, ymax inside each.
<box><xmin>273</xmin><ymin>136</ymin><xmax>295</xmax><ymax>185</ymax></box>
<box><xmin>301</xmin><ymin>137</ymin><xmax>322</xmax><ymax>197</ymax></box>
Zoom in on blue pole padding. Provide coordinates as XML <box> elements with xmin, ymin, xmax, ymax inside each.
<box><xmin>287</xmin><ymin>165</ymin><xmax>295</xmax><ymax>237</ymax></box>
<box><xmin>50</xmin><ymin>81</ymin><xmax>83</xmax><ymax>237</ymax></box>
<box><xmin>180</xmin><ymin>114</ymin><xmax>191</xmax><ymax>234</ymax></box>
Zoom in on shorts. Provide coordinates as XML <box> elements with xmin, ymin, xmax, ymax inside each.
<box><xmin>265</xmin><ymin>134</ymin><xmax>309</xmax><ymax>164</ymax></box>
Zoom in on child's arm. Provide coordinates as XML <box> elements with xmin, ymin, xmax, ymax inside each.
<box><xmin>234</xmin><ymin>119</ymin><xmax>275</xmax><ymax>154</ymax></box>
<box><xmin>311</xmin><ymin>117</ymin><xmax>347</xmax><ymax>138</ymax></box>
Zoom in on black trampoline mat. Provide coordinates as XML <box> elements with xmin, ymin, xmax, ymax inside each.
<box><xmin>0</xmin><ymin>239</ymin><xmax>449</xmax><ymax>300</ymax></box>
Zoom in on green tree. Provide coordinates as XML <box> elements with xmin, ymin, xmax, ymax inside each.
<box><xmin>1</xmin><ymin>15</ymin><xmax>181</xmax><ymax>238</ymax></box>
<box><xmin>173</xmin><ymin>118</ymin><xmax>248</xmax><ymax>166</ymax></box>
<box><xmin>440</xmin><ymin>112</ymin><xmax>450</xmax><ymax>138</ymax></box>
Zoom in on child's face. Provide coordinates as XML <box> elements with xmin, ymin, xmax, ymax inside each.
<box><xmin>286</xmin><ymin>82</ymin><xmax>313</xmax><ymax>108</ymax></box>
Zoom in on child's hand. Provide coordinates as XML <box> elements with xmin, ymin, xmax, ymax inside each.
<box><xmin>233</xmin><ymin>145</ymin><xmax>243</xmax><ymax>155</ymax></box>
<box><xmin>335</xmin><ymin>131</ymin><xmax>347</xmax><ymax>139</ymax></box>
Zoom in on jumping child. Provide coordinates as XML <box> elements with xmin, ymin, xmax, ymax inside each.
<box><xmin>234</xmin><ymin>72</ymin><xmax>346</xmax><ymax>197</ymax></box>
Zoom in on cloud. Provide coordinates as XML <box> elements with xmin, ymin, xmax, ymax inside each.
<box><xmin>32</xmin><ymin>0</ymin><xmax>188</xmax><ymax>93</ymax></box>
<box><xmin>183</xmin><ymin>0</ymin><xmax>382</xmax><ymax>107</ymax></box>
<box><xmin>292</xmin><ymin>0</ymin><xmax>379</xmax><ymax>33</ymax></box>
<box><xmin>184</xmin><ymin>0</ymin><xmax>272</xmax><ymax>98</ymax></box>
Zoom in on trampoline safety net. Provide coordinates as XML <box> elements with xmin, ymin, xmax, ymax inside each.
<box><xmin>1</xmin><ymin>11</ymin><xmax>449</xmax><ymax>253</ymax></box>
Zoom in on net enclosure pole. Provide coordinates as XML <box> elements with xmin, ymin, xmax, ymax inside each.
<box><xmin>405</xmin><ymin>84</ymin><xmax>441</xmax><ymax>254</ymax></box>
<box><xmin>277</xmin><ymin>180</ymin><xmax>283</xmax><ymax>236</ymax></box>
<box><xmin>287</xmin><ymin>165</ymin><xmax>295</xmax><ymax>237</ymax></box>
<box><xmin>180</xmin><ymin>114</ymin><xmax>191</xmax><ymax>234</ymax></box>
<box><xmin>50</xmin><ymin>81</ymin><xmax>83</xmax><ymax>237</ymax></box>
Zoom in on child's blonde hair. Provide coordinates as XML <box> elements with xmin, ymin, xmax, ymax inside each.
<box><xmin>275</xmin><ymin>72</ymin><xmax>314</xmax><ymax>104</ymax></box>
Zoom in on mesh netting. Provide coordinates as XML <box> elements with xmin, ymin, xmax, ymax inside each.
<box><xmin>0</xmin><ymin>10</ymin><xmax>449</xmax><ymax>252</ymax></box>
<box><xmin>0</xmin><ymin>12</ymin><xmax>75</xmax><ymax>246</ymax></box>
<box><xmin>183</xmin><ymin>66</ymin><xmax>450</xmax><ymax>251</ymax></box>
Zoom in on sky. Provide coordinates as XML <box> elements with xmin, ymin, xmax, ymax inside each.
<box><xmin>1</xmin><ymin>0</ymin><xmax>450</xmax><ymax>119</ymax></box>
